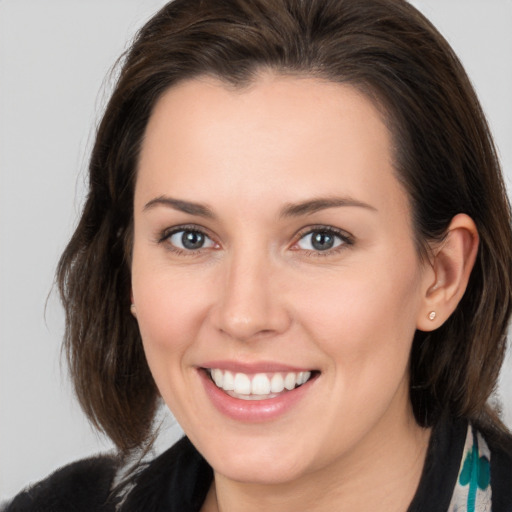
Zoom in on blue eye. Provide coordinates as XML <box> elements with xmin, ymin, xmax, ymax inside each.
<box><xmin>297</xmin><ymin>229</ymin><xmax>346</xmax><ymax>251</ymax></box>
<box><xmin>167</xmin><ymin>229</ymin><xmax>216</xmax><ymax>251</ymax></box>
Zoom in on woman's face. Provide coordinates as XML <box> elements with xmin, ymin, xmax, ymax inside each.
<box><xmin>131</xmin><ymin>75</ymin><xmax>434</xmax><ymax>484</ymax></box>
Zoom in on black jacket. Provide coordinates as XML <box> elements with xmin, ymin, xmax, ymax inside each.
<box><xmin>5</xmin><ymin>418</ymin><xmax>512</xmax><ymax>512</ymax></box>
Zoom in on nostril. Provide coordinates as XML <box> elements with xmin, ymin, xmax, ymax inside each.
<box><xmin>215</xmin><ymin>306</ymin><xmax>293</xmax><ymax>342</ymax></box>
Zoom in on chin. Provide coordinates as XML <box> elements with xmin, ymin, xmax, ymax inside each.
<box><xmin>200</xmin><ymin>436</ymin><xmax>317</xmax><ymax>485</ymax></box>
<box><xmin>216</xmin><ymin>459</ymin><xmax>306</xmax><ymax>485</ymax></box>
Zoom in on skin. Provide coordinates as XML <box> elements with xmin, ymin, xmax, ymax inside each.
<box><xmin>130</xmin><ymin>74</ymin><xmax>470</xmax><ymax>511</ymax></box>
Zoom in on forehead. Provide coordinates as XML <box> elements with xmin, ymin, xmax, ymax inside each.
<box><xmin>136</xmin><ymin>74</ymin><xmax>409</xmax><ymax>221</ymax></box>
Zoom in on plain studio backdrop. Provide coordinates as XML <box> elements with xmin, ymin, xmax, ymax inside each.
<box><xmin>1</xmin><ymin>0</ymin><xmax>511</xmax><ymax>501</ymax></box>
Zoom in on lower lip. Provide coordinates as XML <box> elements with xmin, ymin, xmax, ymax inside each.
<box><xmin>199</xmin><ymin>370</ymin><xmax>316</xmax><ymax>423</ymax></box>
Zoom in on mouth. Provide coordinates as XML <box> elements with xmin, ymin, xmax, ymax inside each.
<box><xmin>204</xmin><ymin>368</ymin><xmax>318</xmax><ymax>401</ymax></box>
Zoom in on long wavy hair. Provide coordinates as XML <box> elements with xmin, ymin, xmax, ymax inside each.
<box><xmin>57</xmin><ymin>0</ymin><xmax>512</xmax><ymax>452</ymax></box>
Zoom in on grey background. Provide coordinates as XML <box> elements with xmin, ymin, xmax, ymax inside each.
<box><xmin>1</xmin><ymin>0</ymin><xmax>511</xmax><ymax>500</ymax></box>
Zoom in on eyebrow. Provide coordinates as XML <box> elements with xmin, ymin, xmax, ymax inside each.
<box><xmin>143</xmin><ymin>196</ymin><xmax>215</xmax><ymax>218</ymax></box>
<box><xmin>280</xmin><ymin>197</ymin><xmax>377</xmax><ymax>218</ymax></box>
<box><xmin>143</xmin><ymin>195</ymin><xmax>376</xmax><ymax>219</ymax></box>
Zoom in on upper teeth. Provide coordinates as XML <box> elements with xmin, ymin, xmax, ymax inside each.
<box><xmin>209</xmin><ymin>369</ymin><xmax>311</xmax><ymax>396</ymax></box>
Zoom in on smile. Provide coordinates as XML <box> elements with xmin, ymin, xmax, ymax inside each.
<box><xmin>200</xmin><ymin>365</ymin><xmax>319</xmax><ymax>422</ymax></box>
<box><xmin>207</xmin><ymin>369</ymin><xmax>313</xmax><ymax>400</ymax></box>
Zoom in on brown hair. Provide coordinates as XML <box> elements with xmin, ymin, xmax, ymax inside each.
<box><xmin>57</xmin><ymin>0</ymin><xmax>512</xmax><ymax>452</ymax></box>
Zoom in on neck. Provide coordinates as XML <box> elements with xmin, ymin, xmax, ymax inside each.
<box><xmin>202</xmin><ymin>408</ymin><xmax>431</xmax><ymax>512</ymax></box>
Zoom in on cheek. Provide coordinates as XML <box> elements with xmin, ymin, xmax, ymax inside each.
<box><xmin>131</xmin><ymin>265</ymin><xmax>210</xmax><ymax>366</ymax></box>
<box><xmin>131</xmin><ymin>268</ymin><xmax>213</xmax><ymax>422</ymax></box>
<box><xmin>295</xmin><ymin>259</ymin><xmax>422</xmax><ymax>377</ymax></box>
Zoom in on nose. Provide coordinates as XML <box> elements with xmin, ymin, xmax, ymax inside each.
<box><xmin>212</xmin><ymin>251</ymin><xmax>292</xmax><ymax>342</ymax></box>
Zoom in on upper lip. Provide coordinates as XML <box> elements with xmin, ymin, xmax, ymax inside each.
<box><xmin>199</xmin><ymin>360</ymin><xmax>316</xmax><ymax>374</ymax></box>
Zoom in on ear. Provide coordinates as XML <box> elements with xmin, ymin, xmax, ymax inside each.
<box><xmin>417</xmin><ymin>214</ymin><xmax>479</xmax><ymax>332</ymax></box>
<box><xmin>130</xmin><ymin>289</ymin><xmax>137</xmax><ymax>317</ymax></box>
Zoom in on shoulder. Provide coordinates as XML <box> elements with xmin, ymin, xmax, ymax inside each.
<box><xmin>409</xmin><ymin>416</ymin><xmax>512</xmax><ymax>512</ymax></box>
<box><xmin>4</xmin><ymin>439</ymin><xmax>212</xmax><ymax>512</ymax></box>
<box><xmin>118</xmin><ymin>437</ymin><xmax>212</xmax><ymax>512</ymax></box>
<box><xmin>478</xmin><ymin>424</ymin><xmax>512</xmax><ymax>511</ymax></box>
<box><xmin>5</xmin><ymin>454</ymin><xmax>120</xmax><ymax>512</ymax></box>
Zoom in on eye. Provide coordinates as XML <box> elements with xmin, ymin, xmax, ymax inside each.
<box><xmin>166</xmin><ymin>228</ymin><xmax>216</xmax><ymax>251</ymax></box>
<box><xmin>295</xmin><ymin>228</ymin><xmax>350</xmax><ymax>252</ymax></box>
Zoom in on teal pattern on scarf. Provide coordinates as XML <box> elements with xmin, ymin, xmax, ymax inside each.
<box><xmin>458</xmin><ymin>429</ymin><xmax>490</xmax><ymax>512</ymax></box>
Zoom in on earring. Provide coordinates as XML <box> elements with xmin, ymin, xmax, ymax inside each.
<box><xmin>130</xmin><ymin>303</ymin><xmax>137</xmax><ymax>317</ymax></box>
<box><xmin>428</xmin><ymin>311</ymin><xmax>436</xmax><ymax>321</ymax></box>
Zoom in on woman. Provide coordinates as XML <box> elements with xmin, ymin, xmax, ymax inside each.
<box><xmin>6</xmin><ymin>0</ymin><xmax>512</xmax><ymax>510</ymax></box>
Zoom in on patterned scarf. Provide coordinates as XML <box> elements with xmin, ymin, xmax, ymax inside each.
<box><xmin>448</xmin><ymin>425</ymin><xmax>492</xmax><ymax>512</ymax></box>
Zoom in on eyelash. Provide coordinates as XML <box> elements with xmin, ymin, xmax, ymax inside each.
<box><xmin>157</xmin><ymin>224</ymin><xmax>354</xmax><ymax>257</ymax></box>
<box><xmin>292</xmin><ymin>226</ymin><xmax>354</xmax><ymax>257</ymax></box>
<box><xmin>157</xmin><ymin>224</ymin><xmax>217</xmax><ymax>256</ymax></box>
